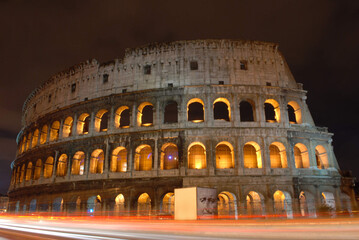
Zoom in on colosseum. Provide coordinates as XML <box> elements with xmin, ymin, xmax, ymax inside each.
<box><xmin>8</xmin><ymin>39</ymin><xmax>356</xmax><ymax>218</ymax></box>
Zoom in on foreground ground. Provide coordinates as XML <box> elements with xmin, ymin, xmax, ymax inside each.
<box><xmin>0</xmin><ymin>215</ymin><xmax>359</xmax><ymax>239</ymax></box>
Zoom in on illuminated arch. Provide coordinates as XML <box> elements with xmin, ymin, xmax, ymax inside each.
<box><xmin>33</xmin><ymin>159</ymin><xmax>42</xmax><ymax>180</ymax></box>
<box><xmin>246</xmin><ymin>191</ymin><xmax>264</xmax><ymax>216</ymax></box>
<box><xmin>40</xmin><ymin>125</ymin><xmax>48</xmax><ymax>144</ymax></box>
<box><xmin>77</xmin><ymin>113</ymin><xmax>90</xmax><ymax>135</ymax></box>
<box><xmin>134</xmin><ymin>145</ymin><xmax>152</xmax><ymax>171</ymax></box>
<box><xmin>299</xmin><ymin>191</ymin><xmax>316</xmax><ymax>217</ymax></box>
<box><xmin>16</xmin><ymin>166</ymin><xmax>20</xmax><ymax>184</ymax></box>
<box><xmin>115</xmin><ymin>106</ymin><xmax>130</xmax><ymax>128</ymax></box>
<box><xmin>25</xmin><ymin>133</ymin><xmax>31</xmax><ymax>151</ymax></box>
<box><xmin>87</xmin><ymin>195</ymin><xmax>102</xmax><ymax>214</ymax></box>
<box><xmin>188</xmin><ymin>142</ymin><xmax>206</xmax><ymax>169</ymax></box>
<box><xmin>161</xmin><ymin>192</ymin><xmax>174</xmax><ymax>215</ymax></box>
<box><xmin>294</xmin><ymin>143</ymin><xmax>310</xmax><ymax>168</ymax></box>
<box><xmin>56</xmin><ymin>154</ymin><xmax>67</xmax><ymax>177</ymax></box>
<box><xmin>32</xmin><ymin>129</ymin><xmax>39</xmax><ymax>147</ymax></box>
<box><xmin>243</xmin><ymin>141</ymin><xmax>262</xmax><ymax>168</ymax></box>
<box><xmin>90</xmin><ymin>149</ymin><xmax>104</xmax><ymax>174</ymax></box>
<box><xmin>62</xmin><ymin>116</ymin><xmax>73</xmax><ymax>138</ymax></box>
<box><xmin>44</xmin><ymin>156</ymin><xmax>54</xmax><ymax>178</ymax></box>
<box><xmin>94</xmin><ymin>109</ymin><xmax>109</xmax><ymax>132</ymax></box>
<box><xmin>264</xmin><ymin>99</ymin><xmax>280</xmax><ymax>123</ymax></box>
<box><xmin>25</xmin><ymin>162</ymin><xmax>33</xmax><ymax>181</ymax></box>
<box><xmin>49</xmin><ymin>121</ymin><xmax>60</xmax><ymax>141</ymax></box>
<box><xmin>114</xmin><ymin>194</ymin><xmax>125</xmax><ymax>214</ymax></box>
<box><xmin>315</xmin><ymin>145</ymin><xmax>329</xmax><ymax>169</ymax></box>
<box><xmin>137</xmin><ymin>193</ymin><xmax>151</xmax><ymax>216</ymax></box>
<box><xmin>160</xmin><ymin>143</ymin><xmax>179</xmax><ymax>170</ymax></box>
<box><xmin>187</xmin><ymin>98</ymin><xmax>205</xmax><ymax>122</ymax></box>
<box><xmin>218</xmin><ymin>191</ymin><xmax>238</xmax><ymax>218</ymax></box>
<box><xmin>287</xmin><ymin>101</ymin><xmax>302</xmax><ymax>124</ymax></box>
<box><xmin>137</xmin><ymin>102</ymin><xmax>154</xmax><ymax>126</ymax></box>
<box><xmin>19</xmin><ymin>164</ymin><xmax>25</xmax><ymax>183</ymax></box>
<box><xmin>269</xmin><ymin>142</ymin><xmax>288</xmax><ymax>168</ymax></box>
<box><xmin>213</xmin><ymin>98</ymin><xmax>231</xmax><ymax>121</ymax></box>
<box><xmin>321</xmin><ymin>192</ymin><xmax>336</xmax><ymax>211</ymax></box>
<box><xmin>215</xmin><ymin>141</ymin><xmax>234</xmax><ymax>169</ymax></box>
<box><xmin>71</xmin><ymin>151</ymin><xmax>85</xmax><ymax>175</ymax></box>
<box><xmin>111</xmin><ymin>147</ymin><xmax>127</xmax><ymax>172</ymax></box>
<box><xmin>273</xmin><ymin>190</ymin><xmax>293</xmax><ymax>218</ymax></box>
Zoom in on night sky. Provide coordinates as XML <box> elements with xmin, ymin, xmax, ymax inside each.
<box><xmin>1</xmin><ymin>0</ymin><xmax>358</xmax><ymax>194</ymax></box>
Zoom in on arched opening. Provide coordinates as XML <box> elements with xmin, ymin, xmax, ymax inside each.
<box><xmin>137</xmin><ymin>102</ymin><xmax>154</xmax><ymax>126</ymax></box>
<box><xmin>188</xmin><ymin>142</ymin><xmax>206</xmax><ymax>169</ymax></box>
<box><xmin>114</xmin><ymin>194</ymin><xmax>125</xmax><ymax>215</ymax></box>
<box><xmin>218</xmin><ymin>191</ymin><xmax>238</xmax><ymax>218</ymax></box>
<box><xmin>62</xmin><ymin>116</ymin><xmax>73</xmax><ymax>138</ymax></box>
<box><xmin>213</xmin><ymin>98</ymin><xmax>230</xmax><ymax>121</ymax></box>
<box><xmin>40</xmin><ymin>125</ymin><xmax>48</xmax><ymax>144</ymax></box>
<box><xmin>111</xmin><ymin>147</ymin><xmax>127</xmax><ymax>172</ymax></box>
<box><xmin>299</xmin><ymin>191</ymin><xmax>316</xmax><ymax>217</ymax></box>
<box><xmin>115</xmin><ymin>106</ymin><xmax>130</xmax><ymax>128</ymax></box>
<box><xmin>287</xmin><ymin>101</ymin><xmax>302</xmax><ymax>124</ymax></box>
<box><xmin>25</xmin><ymin>133</ymin><xmax>31</xmax><ymax>150</ymax></box>
<box><xmin>315</xmin><ymin>145</ymin><xmax>329</xmax><ymax>169</ymax></box>
<box><xmin>216</xmin><ymin>142</ymin><xmax>234</xmax><ymax>169</ymax></box>
<box><xmin>164</xmin><ymin>101</ymin><xmax>178</xmax><ymax>123</ymax></box>
<box><xmin>71</xmin><ymin>151</ymin><xmax>85</xmax><ymax>175</ymax></box>
<box><xmin>25</xmin><ymin>162</ymin><xmax>32</xmax><ymax>181</ymax></box>
<box><xmin>273</xmin><ymin>190</ymin><xmax>293</xmax><ymax>218</ymax></box>
<box><xmin>321</xmin><ymin>192</ymin><xmax>336</xmax><ymax>213</ymax></box>
<box><xmin>32</xmin><ymin>129</ymin><xmax>39</xmax><ymax>147</ymax></box>
<box><xmin>269</xmin><ymin>142</ymin><xmax>288</xmax><ymax>168</ymax></box>
<box><xmin>87</xmin><ymin>195</ymin><xmax>102</xmax><ymax>214</ymax></box>
<box><xmin>137</xmin><ymin>193</ymin><xmax>151</xmax><ymax>216</ymax></box>
<box><xmin>264</xmin><ymin>99</ymin><xmax>280</xmax><ymax>123</ymax></box>
<box><xmin>52</xmin><ymin>197</ymin><xmax>64</xmax><ymax>212</ymax></box>
<box><xmin>187</xmin><ymin>98</ymin><xmax>204</xmax><ymax>122</ymax></box>
<box><xmin>77</xmin><ymin>113</ymin><xmax>90</xmax><ymax>135</ymax></box>
<box><xmin>16</xmin><ymin>166</ymin><xmax>20</xmax><ymax>183</ymax></box>
<box><xmin>134</xmin><ymin>145</ymin><xmax>152</xmax><ymax>171</ymax></box>
<box><xmin>20</xmin><ymin>136</ymin><xmax>26</xmax><ymax>153</ymax></box>
<box><xmin>161</xmin><ymin>192</ymin><xmax>174</xmax><ymax>215</ymax></box>
<box><xmin>90</xmin><ymin>149</ymin><xmax>104</xmax><ymax>174</ymax></box>
<box><xmin>49</xmin><ymin>121</ymin><xmax>60</xmax><ymax>141</ymax></box>
<box><xmin>246</xmin><ymin>191</ymin><xmax>264</xmax><ymax>216</ymax></box>
<box><xmin>34</xmin><ymin>159</ymin><xmax>42</xmax><ymax>180</ymax></box>
<box><xmin>243</xmin><ymin>142</ymin><xmax>262</xmax><ymax>168</ymax></box>
<box><xmin>29</xmin><ymin>199</ymin><xmax>37</xmax><ymax>213</ymax></box>
<box><xmin>240</xmin><ymin>100</ymin><xmax>255</xmax><ymax>122</ymax></box>
<box><xmin>44</xmin><ymin>157</ymin><xmax>54</xmax><ymax>178</ymax></box>
<box><xmin>160</xmin><ymin>143</ymin><xmax>179</xmax><ymax>170</ymax></box>
<box><xmin>294</xmin><ymin>143</ymin><xmax>310</xmax><ymax>168</ymax></box>
<box><xmin>19</xmin><ymin>164</ymin><xmax>25</xmax><ymax>183</ymax></box>
<box><xmin>56</xmin><ymin>154</ymin><xmax>67</xmax><ymax>177</ymax></box>
<box><xmin>95</xmin><ymin>109</ymin><xmax>109</xmax><ymax>132</ymax></box>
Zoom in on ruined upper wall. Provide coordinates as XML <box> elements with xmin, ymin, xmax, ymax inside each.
<box><xmin>22</xmin><ymin>39</ymin><xmax>300</xmax><ymax>126</ymax></box>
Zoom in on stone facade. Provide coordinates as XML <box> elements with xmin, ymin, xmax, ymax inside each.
<box><xmin>8</xmin><ymin>40</ymin><xmax>355</xmax><ymax>217</ymax></box>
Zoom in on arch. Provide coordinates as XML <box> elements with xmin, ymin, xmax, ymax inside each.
<box><xmin>273</xmin><ymin>190</ymin><xmax>293</xmax><ymax>218</ymax></box>
<box><xmin>19</xmin><ymin>164</ymin><xmax>25</xmax><ymax>183</ymax></box>
<box><xmin>213</xmin><ymin>98</ymin><xmax>231</xmax><ymax>121</ymax></box>
<box><xmin>161</xmin><ymin>192</ymin><xmax>174</xmax><ymax>215</ymax></box>
<box><xmin>16</xmin><ymin>166</ymin><xmax>20</xmax><ymax>183</ymax></box>
<box><xmin>264</xmin><ymin>99</ymin><xmax>280</xmax><ymax>123</ymax></box>
<box><xmin>114</xmin><ymin>194</ymin><xmax>125</xmax><ymax>214</ymax></box>
<box><xmin>40</xmin><ymin>125</ymin><xmax>48</xmax><ymax>144</ymax></box>
<box><xmin>25</xmin><ymin>133</ymin><xmax>31</xmax><ymax>150</ymax></box>
<box><xmin>33</xmin><ymin>159</ymin><xmax>42</xmax><ymax>180</ymax></box>
<box><xmin>188</xmin><ymin>142</ymin><xmax>206</xmax><ymax>169</ymax></box>
<box><xmin>90</xmin><ymin>149</ymin><xmax>104</xmax><ymax>174</ymax></box>
<box><xmin>215</xmin><ymin>142</ymin><xmax>234</xmax><ymax>169</ymax></box>
<box><xmin>77</xmin><ymin>113</ymin><xmax>90</xmax><ymax>135</ymax></box>
<box><xmin>111</xmin><ymin>147</ymin><xmax>127</xmax><ymax>172</ymax></box>
<box><xmin>25</xmin><ymin>162</ymin><xmax>33</xmax><ymax>181</ymax></box>
<box><xmin>62</xmin><ymin>116</ymin><xmax>73</xmax><ymax>138</ymax></box>
<box><xmin>56</xmin><ymin>154</ymin><xmax>67</xmax><ymax>177</ymax></box>
<box><xmin>294</xmin><ymin>143</ymin><xmax>310</xmax><ymax>168</ymax></box>
<box><xmin>160</xmin><ymin>143</ymin><xmax>179</xmax><ymax>170</ymax></box>
<box><xmin>52</xmin><ymin>197</ymin><xmax>64</xmax><ymax>212</ymax></box>
<box><xmin>49</xmin><ymin>121</ymin><xmax>60</xmax><ymax>141</ymax></box>
<box><xmin>87</xmin><ymin>195</ymin><xmax>102</xmax><ymax>214</ymax></box>
<box><xmin>115</xmin><ymin>106</ymin><xmax>130</xmax><ymax>128</ymax></box>
<box><xmin>299</xmin><ymin>191</ymin><xmax>316</xmax><ymax>217</ymax></box>
<box><xmin>164</xmin><ymin>101</ymin><xmax>178</xmax><ymax>123</ymax></box>
<box><xmin>240</xmin><ymin>100</ymin><xmax>255</xmax><ymax>122</ymax></box>
<box><xmin>246</xmin><ymin>191</ymin><xmax>265</xmax><ymax>216</ymax></box>
<box><xmin>29</xmin><ymin>199</ymin><xmax>37</xmax><ymax>213</ymax></box>
<box><xmin>321</xmin><ymin>192</ymin><xmax>336</xmax><ymax>212</ymax></box>
<box><xmin>243</xmin><ymin>142</ymin><xmax>262</xmax><ymax>168</ymax></box>
<box><xmin>71</xmin><ymin>151</ymin><xmax>85</xmax><ymax>175</ymax></box>
<box><xmin>94</xmin><ymin>109</ymin><xmax>109</xmax><ymax>132</ymax></box>
<box><xmin>137</xmin><ymin>193</ymin><xmax>151</xmax><ymax>216</ymax></box>
<box><xmin>20</xmin><ymin>136</ymin><xmax>26</xmax><ymax>153</ymax></box>
<box><xmin>287</xmin><ymin>101</ymin><xmax>302</xmax><ymax>124</ymax></box>
<box><xmin>187</xmin><ymin>98</ymin><xmax>205</xmax><ymax>122</ymax></box>
<box><xmin>44</xmin><ymin>156</ymin><xmax>54</xmax><ymax>178</ymax></box>
<box><xmin>218</xmin><ymin>191</ymin><xmax>238</xmax><ymax>218</ymax></box>
<box><xmin>32</xmin><ymin>129</ymin><xmax>39</xmax><ymax>147</ymax></box>
<box><xmin>315</xmin><ymin>145</ymin><xmax>329</xmax><ymax>169</ymax></box>
<box><xmin>137</xmin><ymin>102</ymin><xmax>154</xmax><ymax>126</ymax></box>
<box><xmin>269</xmin><ymin>142</ymin><xmax>288</xmax><ymax>168</ymax></box>
<box><xmin>134</xmin><ymin>145</ymin><xmax>152</xmax><ymax>171</ymax></box>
